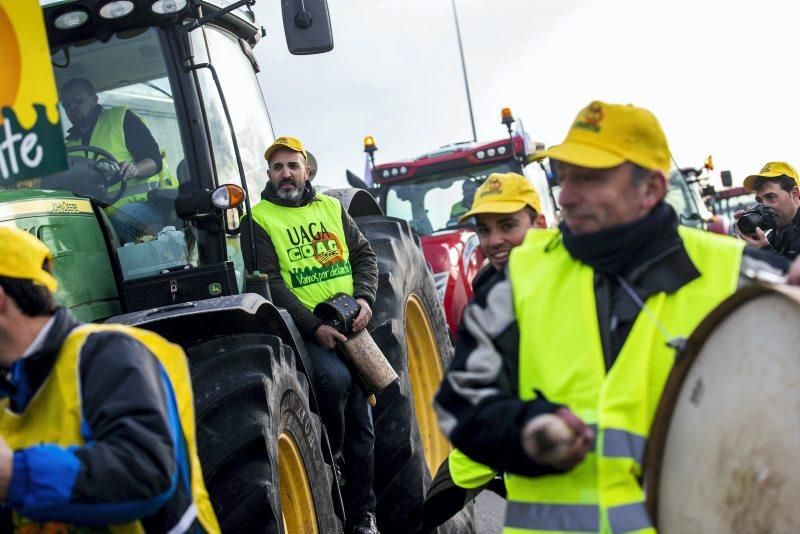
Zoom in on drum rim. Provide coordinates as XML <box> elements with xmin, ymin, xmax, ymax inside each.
<box><xmin>643</xmin><ymin>283</ymin><xmax>795</xmax><ymax>526</ymax></box>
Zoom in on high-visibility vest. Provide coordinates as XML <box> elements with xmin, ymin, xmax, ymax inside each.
<box><xmin>449</xmin><ymin>448</ymin><xmax>497</xmax><ymax>489</ymax></box>
<box><xmin>0</xmin><ymin>324</ymin><xmax>220</xmax><ymax>534</ymax></box>
<box><xmin>505</xmin><ymin>226</ymin><xmax>742</xmax><ymax>533</ymax></box>
<box><xmin>250</xmin><ymin>193</ymin><xmax>355</xmax><ymax>310</ymax></box>
<box><xmin>65</xmin><ymin>106</ymin><xmax>177</xmax><ymax>211</ymax></box>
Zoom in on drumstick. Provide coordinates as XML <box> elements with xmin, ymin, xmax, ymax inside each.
<box><xmin>521</xmin><ymin>413</ymin><xmax>576</xmax><ymax>464</ymax></box>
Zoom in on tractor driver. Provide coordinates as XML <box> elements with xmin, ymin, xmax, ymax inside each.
<box><xmin>241</xmin><ymin>136</ymin><xmax>380</xmax><ymax>534</ymax></box>
<box><xmin>60</xmin><ymin>77</ymin><xmax>178</xmax><ymax>243</ymax></box>
<box><xmin>449</xmin><ymin>178</ymin><xmax>481</xmax><ymax>224</ymax></box>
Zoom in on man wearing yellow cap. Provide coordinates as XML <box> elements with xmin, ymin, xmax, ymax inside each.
<box><xmin>241</xmin><ymin>136</ymin><xmax>380</xmax><ymax>534</ymax></box>
<box><xmin>435</xmin><ymin>101</ymin><xmax>788</xmax><ymax>533</ymax></box>
<box><xmin>735</xmin><ymin>161</ymin><xmax>800</xmax><ymax>260</ymax></box>
<box><xmin>0</xmin><ymin>227</ymin><xmax>218</xmax><ymax>532</ymax></box>
<box><xmin>424</xmin><ymin>172</ymin><xmax>547</xmax><ymax>530</ymax></box>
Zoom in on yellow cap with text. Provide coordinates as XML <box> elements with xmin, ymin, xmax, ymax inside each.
<box><xmin>459</xmin><ymin>172</ymin><xmax>542</xmax><ymax>222</ymax></box>
<box><xmin>533</xmin><ymin>101</ymin><xmax>670</xmax><ymax>172</ymax></box>
<box><xmin>0</xmin><ymin>227</ymin><xmax>58</xmax><ymax>293</ymax></box>
<box><xmin>264</xmin><ymin>136</ymin><xmax>308</xmax><ymax>162</ymax></box>
<box><xmin>743</xmin><ymin>161</ymin><xmax>800</xmax><ymax>191</ymax></box>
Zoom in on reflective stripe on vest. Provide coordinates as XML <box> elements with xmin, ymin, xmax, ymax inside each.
<box><xmin>504</xmin><ymin>226</ymin><xmax>743</xmax><ymax>533</ymax></box>
<box><xmin>249</xmin><ymin>193</ymin><xmax>354</xmax><ymax>310</ymax></box>
<box><xmin>505</xmin><ymin>501</ymin><xmax>651</xmax><ymax>533</ymax></box>
<box><xmin>0</xmin><ymin>323</ymin><xmax>220</xmax><ymax>534</ymax></box>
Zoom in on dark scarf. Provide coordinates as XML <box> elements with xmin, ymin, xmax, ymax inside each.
<box><xmin>560</xmin><ymin>202</ymin><xmax>680</xmax><ymax>275</ymax></box>
<box><xmin>261</xmin><ymin>180</ymin><xmax>316</xmax><ymax>207</ymax></box>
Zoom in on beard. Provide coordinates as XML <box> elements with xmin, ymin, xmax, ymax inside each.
<box><xmin>276</xmin><ymin>182</ymin><xmax>302</xmax><ymax>201</ymax></box>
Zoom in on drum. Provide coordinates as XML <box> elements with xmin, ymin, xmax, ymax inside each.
<box><xmin>645</xmin><ymin>284</ymin><xmax>800</xmax><ymax>533</ymax></box>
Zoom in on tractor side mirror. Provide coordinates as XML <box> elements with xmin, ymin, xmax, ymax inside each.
<box><xmin>282</xmin><ymin>0</ymin><xmax>334</xmax><ymax>55</ymax></box>
<box><xmin>720</xmin><ymin>170</ymin><xmax>733</xmax><ymax>188</ymax></box>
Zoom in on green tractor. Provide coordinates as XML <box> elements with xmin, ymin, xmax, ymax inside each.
<box><xmin>1</xmin><ymin>1</ymin><xmax>471</xmax><ymax>532</ymax></box>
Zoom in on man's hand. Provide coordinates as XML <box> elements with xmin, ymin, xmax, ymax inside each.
<box><xmin>736</xmin><ymin>226</ymin><xmax>770</xmax><ymax>248</ymax></box>
<box><xmin>521</xmin><ymin>407</ymin><xmax>594</xmax><ymax>471</ymax></box>
<box><xmin>0</xmin><ymin>435</ymin><xmax>13</xmax><ymax>500</ymax></box>
<box><xmin>352</xmin><ymin>298</ymin><xmax>373</xmax><ymax>332</ymax></box>
<box><xmin>119</xmin><ymin>160</ymin><xmax>139</xmax><ymax>181</ymax></box>
<box><xmin>787</xmin><ymin>256</ymin><xmax>800</xmax><ymax>285</ymax></box>
<box><xmin>314</xmin><ymin>324</ymin><xmax>347</xmax><ymax>350</ymax></box>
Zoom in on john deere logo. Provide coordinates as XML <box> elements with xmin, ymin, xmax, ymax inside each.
<box><xmin>761</xmin><ymin>164</ymin><xmax>772</xmax><ymax>173</ymax></box>
<box><xmin>208</xmin><ymin>282</ymin><xmax>222</xmax><ymax>296</ymax></box>
<box><xmin>276</xmin><ymin>137</ymin><xmax>288</xmax><ymax>143</ymax></box>
<box><xmin>574</xmin><ymin>102</ymin><xmax>604</xmax><ymax>132</ymax></box>
<box><xmin>480</xmin><ymin>176</ymin><xmax>503</xmax><ymax>197</ymax></box>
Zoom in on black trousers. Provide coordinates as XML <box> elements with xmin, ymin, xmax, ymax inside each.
<box><xmin>307</xmin><ymin>341</ymin><xmax>376</xmax><ymax>516</ymax></box>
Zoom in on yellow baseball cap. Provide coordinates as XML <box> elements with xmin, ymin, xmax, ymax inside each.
<box><xmin>533</xmin><ymin>101</ymin><xmax>671</xmax><ymax>172</ymax></box>
<box><xmin>743</xmin><ymin>161</ymin><xmax>800</xmax><ymax>191</ymax></box>
<box><xmin>264</xmin><ymin>136</ymin><xmax>308</xmax><ymax>162</ymax></box>
<box><xmin>0</xmin><ymin>227</ymin><xmax>58</xmax><ymax>293</ymax></box>
<box><xmin>459</xmin><ymin>173</ymin><xmax>542</xmax><ymax>223</ymax></box>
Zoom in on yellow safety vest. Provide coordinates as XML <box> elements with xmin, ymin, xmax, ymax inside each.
<box><xmin>449</xmin><ymin>448</ymin><xmax>497</xmax><ymax>489</ymax></box>
<box><xmin>0</xmin><ymin>324</ymin><xmax>220</xmax><ymax>534</ymax></box>
<box><xmin>65</xmin><ymin>106</ymin><xmax>177</xmax><ymax>211</ymax></box>
<box><xmin>505</xmin><ymin>226</ymin><xmax>742</xmax><ymax>534</ymax></box>
<box><xmin>250</xmin><ymin>193</ymin><xmax>355</xmax><ymax>310</ymax></box>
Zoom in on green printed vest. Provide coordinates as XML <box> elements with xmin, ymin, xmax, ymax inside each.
<box><xmin>250</xmin><ymin>193</ymin><xmax>354</xmax><ymax>310</ymax></box>
<box><xmin>66</xmin><ymin>106</ymin><xmax>177</xmax><ymax>211</ymax></box>
<box><xmin>504</xmin><ymin>226</ymin><xmax>743</xmax><ymax>534</ymax></box>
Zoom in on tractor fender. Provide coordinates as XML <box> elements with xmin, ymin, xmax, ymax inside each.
<box><xmin>105</xmin><ymin>293</ymin><xmax>315</xmax><ymax>390</ymax></box>
<box><xmin>324</xmin><ymin>187</ymin><xmax>383</xmax><ymax>217</ymax></box>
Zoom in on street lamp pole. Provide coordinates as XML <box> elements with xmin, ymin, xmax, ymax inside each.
<box><xmin>451</xmin><ymin>0</ymin><xmax>477</xmax><ymax>143</ymax></box>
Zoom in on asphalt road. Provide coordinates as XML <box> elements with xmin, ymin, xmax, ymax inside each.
<box><xmin>474</xmin><ymin>491</ymin><xmax>505</xmax><ymax>533</ymax></box>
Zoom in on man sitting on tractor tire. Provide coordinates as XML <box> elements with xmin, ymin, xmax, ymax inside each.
<box><xmin>423</xmin><ymin>172</ymin><xmax>547</xmax><ymax>531</ymax></box>
<box><xmin>241</xmin><ymin>136</ymin><xmax>380</xmax><ymax>534</ymax></box>
<box><xmin>0</xmin><ymin>227</ymin><xmax>219</xmax><ymax>533</ymax></box>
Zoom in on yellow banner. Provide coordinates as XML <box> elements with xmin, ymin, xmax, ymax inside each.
<box><xmin>0</xmin><ymin>0</ymin><xmax>66</xmax><ymax>181</ymax></box>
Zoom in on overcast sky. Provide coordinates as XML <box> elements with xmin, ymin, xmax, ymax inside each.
<box><xmin>253</xmin><ymin>0</ymin><xmax>800</xmax><ymax>189</ymax></box>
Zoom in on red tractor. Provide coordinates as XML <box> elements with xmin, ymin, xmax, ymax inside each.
<box><xmin>349</xmin><ymin>109</ymin><xmax>555</xmax><ymax>335</ymax></box>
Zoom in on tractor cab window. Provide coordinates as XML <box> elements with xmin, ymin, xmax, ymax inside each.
<box><xmin>190</xmin><ymin>25</ymin><xmax>275</xmax><ymax>289</ymax></box>
<box><xmin>666</xmin><ymin>171</ymin><xmax>703</xmax><ymax>228</ymax></box>
<box><xmin>384</xmin><ymin>161</ymin><xmax>517</xmax><ymax>236</ymax></box>
<box><xmin>44</xmin><ymin>28</ymin><xmax>194</xmax><ymax>280</ymax></box>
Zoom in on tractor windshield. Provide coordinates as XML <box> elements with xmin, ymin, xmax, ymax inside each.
<box><xmin>383</xmin><ymin>161</ymin><xmax>518</xmax><ymax>235</ymax></box>
<box><xmin>37</xmin><ymin>27</ymin><xmax>194</xmax><ymax>280</ymax></box>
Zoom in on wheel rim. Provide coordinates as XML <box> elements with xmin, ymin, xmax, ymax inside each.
<box><xmin>405</xmin><ymin>294</ymin><xmax>450</xmax><ymax>476</ymax></box>
<box><xmin>278</xmin><ymin>430</ymin><xmax>318</xmax><ymax>534</ymax></box>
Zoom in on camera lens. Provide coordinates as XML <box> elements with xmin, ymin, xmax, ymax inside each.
<box><xmin>737</xmin><ymin>213</ymin><xmax>762</xmax><ymax>235</ymax></box>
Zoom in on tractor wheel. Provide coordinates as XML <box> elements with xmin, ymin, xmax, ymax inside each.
<box><xmin>355</xmin><ymin>215</ymin><xmax>474</xmax><ymax>534</ymax></box>
<box><xmin>187</xmin><ymin>334</ymin><xmax>340</xmax><ymax>533</ymax></box>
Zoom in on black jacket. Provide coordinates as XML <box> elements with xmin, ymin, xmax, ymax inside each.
<box><xmin>241</xmin><ymin>182</ymin><xmax>379</xmax><ymax>338</ymax></box>
<box><xmin>764</xmin><ymin>207</ymin><xmax>800</xmax><ymax>260</ymax></box>
<box><xmin>0</xmin><ymin>308</ymin><xmax>189</xmax><ymax>530</ymax></box>
<box><xmin>434</xmin><ymin>228</ymin><xmax>788</xmax><ymax>477</ymax></box>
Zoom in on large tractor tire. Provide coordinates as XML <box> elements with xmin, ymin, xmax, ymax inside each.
<box><xmin>187</xmin><ymin>334</ymin><xmax>340</xmax><ymax>533</ymax></box>
<box><xmin>355</xmin><ymin>215</ymin><xmax>475</xmax><ymax>534</ymax></box>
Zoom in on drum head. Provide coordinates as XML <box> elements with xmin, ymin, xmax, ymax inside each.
<box><xmin>646</xmin><ymin>285</ymin><xmax>800</xmax><ymax>533</ymax></box>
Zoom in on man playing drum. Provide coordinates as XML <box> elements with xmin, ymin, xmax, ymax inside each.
<box><xmin>434</xmin><ymin>101</ymin><xmax>788</xmax><ymax>533</ymax></box>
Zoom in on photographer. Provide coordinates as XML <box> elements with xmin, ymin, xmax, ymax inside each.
<box><xmin>735</xmin><ymin>161</ymin><xmax>800</xmax><ymax>260</ymax></box>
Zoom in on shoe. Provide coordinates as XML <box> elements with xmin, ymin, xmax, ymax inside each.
<box><xmin>346</xmin><ymin>511</ymin><xmax>379</xmax><ymax>534</ymax></box>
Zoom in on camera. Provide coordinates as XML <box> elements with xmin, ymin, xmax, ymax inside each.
<box><xmin>737</xmin><ymin>204</ymin><xmax>777</xmax><ymax>235</ymax></box>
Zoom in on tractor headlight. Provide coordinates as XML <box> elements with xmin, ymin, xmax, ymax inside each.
<box><xmin>54</xmin><ymin>9</ymin><xmax>90</xmax><ymax>30</ymax></box>
<box><xmin>151</xmin><ymin>0</ymin><xmax>189</xmax><ymax>15</ymax></box>
<box><xmin>98</xmin><ymin>1</ymin><xmax>135</xmax><ymax>19</ymax></box>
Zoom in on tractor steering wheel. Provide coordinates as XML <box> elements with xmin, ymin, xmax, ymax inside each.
<box><xmin>64</xmin><ymin>145</ymin><xmax>128</xmax><ymax>206</ymax></box>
